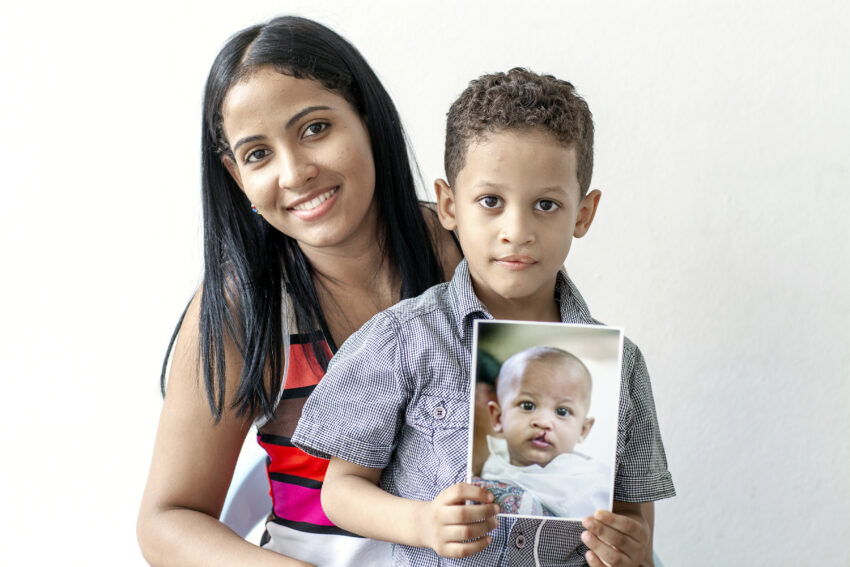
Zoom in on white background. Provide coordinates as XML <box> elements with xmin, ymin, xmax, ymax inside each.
<box><xmin>1</xmin><ymin>1</ymin><xmax>848</xmax><ymax>565</ymax></box>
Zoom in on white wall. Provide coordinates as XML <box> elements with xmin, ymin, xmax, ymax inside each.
<box><xmin>2</xmin><ymin>1</ymin><xmax>848</xmax><ymax>565</ymax></box>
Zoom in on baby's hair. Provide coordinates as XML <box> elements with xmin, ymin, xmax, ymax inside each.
<box><xmin>444</xmin><ymin>67</ymin><xmax>594</xmax><ymax>195</ymax></box>
<box><xmin>496</xmin><ymin>346</ymin><xmax>592</xmax><ymax>407</ymax></box>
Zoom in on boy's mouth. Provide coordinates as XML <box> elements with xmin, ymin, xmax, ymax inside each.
<box><xmin>494</xmin><ymin>255</ymin><xmax>537</xmax><ymax>270</ymax></box>
<box><xmin>530</xmin><ymin>433</ymin><xmax>551</xmax><ymax>449</ymax></box>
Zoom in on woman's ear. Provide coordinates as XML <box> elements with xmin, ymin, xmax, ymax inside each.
<box><xmin>434</xmin><ymin>179</ymin><xmax>458</xmax><ymax>231</ymax></box>
<box><xmin>222</xmin><ymin>155</ymin><xmax>245</xmax><ymax>192</ymax></box>
<box><xmin>574</xmin><ymin>189</ymin><xmax>601</xmax><ymax>238</ymax></box>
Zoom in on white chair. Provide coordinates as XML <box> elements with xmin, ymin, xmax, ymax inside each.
<box><xmin>220</xmin><ymin>444</ymin><xmax>272</xmax><ymax>539</ymax></box>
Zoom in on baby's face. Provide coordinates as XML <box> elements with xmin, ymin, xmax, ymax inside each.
<box><xmin>490</xmin><ymin>357</ymin><xmax>593</xmax><ymax>467</ymax></box>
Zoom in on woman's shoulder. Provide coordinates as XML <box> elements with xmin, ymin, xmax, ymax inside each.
<box><xmin>419</xmin><ymin>201</ymin><xmax>463</xmax><ymax>281</ymax></box>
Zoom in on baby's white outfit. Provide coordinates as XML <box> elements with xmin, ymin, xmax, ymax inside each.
<box><xmin>481</xmin><ymin>436</ymin><xmax>612</xmax><ymax>518</ymax></box>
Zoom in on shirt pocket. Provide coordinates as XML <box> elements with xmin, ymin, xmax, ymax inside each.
<box><xmin>401</xmin><ymin>389</ymin><xmax>470</xmax><ymax>497</ymax></box>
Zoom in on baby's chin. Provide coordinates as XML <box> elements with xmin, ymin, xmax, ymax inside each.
<box><xmin>510</xmin><ymin>455</ymin><xmax>556</xmax><ymax>468</ymax></box>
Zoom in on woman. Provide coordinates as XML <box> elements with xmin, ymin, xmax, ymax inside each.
<box><xmin>137</xmin><ymin>16</ymin><xmax>460</xmax><ymax>567</ymax></box>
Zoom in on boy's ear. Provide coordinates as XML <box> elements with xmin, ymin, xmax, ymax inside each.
<box><xmin>579</xmin><ymin>416</ymin><xmax>595</xmax><ymax>442</ymax></box>
<box><xmin>222</xmin><ymin>155</ymin><xmax>245</xmax><ymax>192</ymax></box>
<box><xmin>434</xmin><ymin>179</ymin><xmax>458</xmax><ymax>231</ymax></box>
<box><xmin>488</xmin><ymin>400</ymin><xmax>503</xmax><ymax>433</ymax></box>
<box><xmin>573</xmin><ymin>189</ymin><xmax>601</xmax><ymax>238</ymax></box>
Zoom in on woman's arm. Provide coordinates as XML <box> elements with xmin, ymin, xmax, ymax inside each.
<box><xmin>137</xmin><ymin>291</ymin><xmax>314</xmax><ymax>567</ymax></box>
<box><xmin>322</xmin><ymin>457</ymin><xmax>499</xmax><ymax>559</ymax></box>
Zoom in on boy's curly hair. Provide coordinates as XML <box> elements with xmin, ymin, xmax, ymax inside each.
<box><xmin>444</xmin><ymin>67</ymin><xmax>594</xmax><ymax>196</ymax></box>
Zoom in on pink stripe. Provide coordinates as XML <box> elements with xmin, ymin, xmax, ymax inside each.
<box><xmin>270</xmin><ymin>480</ymin><xmax>334</xmax><ymax>526</ymax></box>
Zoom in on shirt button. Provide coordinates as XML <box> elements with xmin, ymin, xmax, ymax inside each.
<box><xmin>515</xmin><ymin>534</ymin><xmax>526</xmax><ymax>549</ymax></box>
<box><xmin>433</xmin><ymin>405</ymin><xmax>446</xmax><ymax>420</ymax></box>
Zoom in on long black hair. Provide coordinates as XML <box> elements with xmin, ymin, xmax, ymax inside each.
<box><xmin>162</xmin><ymin>16</ymin><xmax>443</xmax><ymax>421</ymax></box>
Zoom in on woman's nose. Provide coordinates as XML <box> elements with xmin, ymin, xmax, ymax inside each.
<box><xmin>277</xmin><ymin>149</ymin><xmax>318</xmax><ymax>190</ymax></box>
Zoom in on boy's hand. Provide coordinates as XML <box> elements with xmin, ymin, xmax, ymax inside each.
<box><xmin>422</xmin><ymin>482</ymin><xmax>500</xmax><ymax>558</ymax></box>
<box><xmin>581</xmin><ymin>509</ymin><xmax>649</xmax><ymax>567</ymax></box>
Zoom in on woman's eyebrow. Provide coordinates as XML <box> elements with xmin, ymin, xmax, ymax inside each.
<box><xmin>285</xmin><ymin>105</ymin><xmax>332</xmax><ymax>129</ymax></box>
<box><xmin>233</xmin><ymin>135</ymin><xmax>266</xmax><ymax>153</ymax></box>
<box><xmin>232</xmin><ymin>106</ymin><xmax>333</xmax><ymax>154</ymax></box>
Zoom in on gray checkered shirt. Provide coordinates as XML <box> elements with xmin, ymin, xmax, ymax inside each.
<box><xmin>293</xmin><ymin>260</ymin><xmax>675</xmax><ymax>566</ymax></box>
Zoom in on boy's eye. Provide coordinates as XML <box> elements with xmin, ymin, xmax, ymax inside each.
<box><xmin>555</xmin><ymin>407</ymin><xmax>571</xmax><ymax>417</ymax></box>
<box><xmin>519</xmin><ymin>401</ymin><xmax>535</xmax><ymax>411</ymax></box>
<box><xmin>304</xmin><ymin>122</ymin><xmax>329</xmax><ymax>138</ymax></box>
<box><xmin>245</xmin><ymin>148</ymin><xmax>270</xmax><ymax>164</ymax></box>
<box><xmin>478</xmin><ymin>195</ymin><xmax>502</xmax><ymax>209</ymax></box>
<box><xmin>535</xmin><ymin>199</ymin><xmax>559</xmax><ymax>212</ymax></box>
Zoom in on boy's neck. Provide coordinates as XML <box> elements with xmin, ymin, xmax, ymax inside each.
<box><xmin>473</xmin><ymin>279</ymin><xmax>561</xmax><ymax>323</ymax></box>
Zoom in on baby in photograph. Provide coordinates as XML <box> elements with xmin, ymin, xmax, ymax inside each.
<box><xmin>477</xmin><ymin>345</ymin><xmax>611</xmax><ymax>518</ymax></box>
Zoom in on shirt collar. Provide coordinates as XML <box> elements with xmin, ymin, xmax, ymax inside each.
<box><xmin>448</xmin><ymin>260</ymin><xmax>591</xmax><ymax>341</ymax></box>
<box><xmin>448</xmin><ymin>260</ymin><xmax>491</xmax><ymax>342</ymax></box>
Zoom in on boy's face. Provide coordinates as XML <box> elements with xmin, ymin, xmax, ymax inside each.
<box><xmin>436</xmin><ymin>129</ymin><xmax>600</xmax><ymax>320</ymax></box>
<box><xmin>489</xmin><ymin>357</ymin><xmax>594</xmax><ymax>467</ymax></box>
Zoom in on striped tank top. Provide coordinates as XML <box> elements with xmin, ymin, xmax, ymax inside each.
<box><xmin>254</xmin><ymin>298</ymin><xmax>391</xmax><ymax>565</ymax></box>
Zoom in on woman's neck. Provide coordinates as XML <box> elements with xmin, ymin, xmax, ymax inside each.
<box><xmin>298</xmin><ymin>225</ymin><xmax>400</xmax><ymax>347</ymax></box>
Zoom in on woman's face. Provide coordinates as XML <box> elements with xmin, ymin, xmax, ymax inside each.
<box><xmin>221</xmin><ymin>66</ymin><xmax>377</xmax><ymax>255</ymax></box>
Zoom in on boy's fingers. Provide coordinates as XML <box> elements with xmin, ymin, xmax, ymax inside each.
<box><xmin>437</xmin><ymin>482</ymin><xmax>495</xmax><ymax>506</ymax></box>
<box><xmin>442</xmin><ymin>502</ymin><xmax>499</xmax><ymax>524</ymax></box>
<box><xmin>443</xmin><ymin>519</ymin><xmax>497</xmax><ymax>543</ymax></box>
<box><xmin>583</xmin><ymin>549</ymin><xmax>607</xmax><ymax>567</ymax></box>
<box><xmin>590</xmin><ymin>510</ymin><xmax>647</xmax><ymax>541</ymax></box>
<box><xmin>581</xmin><ymin>514</ymin><xmax>645</xmax><ymax>564</ymax></box>
<box><xmin>437</xmin><ymin>535</ymin><xmax>493</xmax><ymax>559</ymax></box>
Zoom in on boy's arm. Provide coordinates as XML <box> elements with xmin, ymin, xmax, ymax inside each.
<box><xmin>322</xmin><ymin>457</ymin><xmax>499</xmax><ymax>558</ymax></box>
<box><xmin>581</xmin><ymin>501</ymin><xmax>654</xmax><ymax>567</ymax></box>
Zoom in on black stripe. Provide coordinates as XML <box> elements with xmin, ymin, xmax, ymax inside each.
<box><xmin>269</xmin><ymin>515</ymin><xmax>363</xmax><ymax>537</ymax></box>
<box><xmin>281</xmin><ymin>385</ymin><xmax>315</xmax><ymax>400</ymax></box>
<box><xmin>269</xmin><ymin>472</ymin><xmax>323</xmax><ymax>490</ymax></box>
<box><xmin>259</xmin><ymin>433</ymin><xmax>294</xmax><ymax>447</ymax></box>
<box><xmin>289</xmin><ymin>331</ymin><xmax>326</xmax><ymax>345</ymax></box>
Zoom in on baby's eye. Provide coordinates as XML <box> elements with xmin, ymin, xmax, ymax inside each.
<box><xmin>535</xmin><ymin>199</ymin><xmax>559</xmax><ymax>212</ymax></box>
<box><xmin>245</xmin><ymin>149</ymin><xmax>270</xmax><ymax>164</ymax></box>
<box><xmin>519</xmin><ymin>401</ymin><xmax>535</xmax><ymax>411</ymax></box>
<box><xmin>478</xmin><ymin>195</ymin><xmax>502</xmax><ymax>209</ymax></box>
<box><xmin>304</xmin><ymin>122</ymin><xmax>329</xmax><ymax>138</ymax></box>
<box><xmin>555</xmin><ymin>407</ymin><xmax>571</xmax><ymax>417</ymax></box>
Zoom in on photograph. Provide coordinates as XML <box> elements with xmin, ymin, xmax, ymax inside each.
<box><xmin>468</xmin><ymin>320</ymin><xmax>623</xmax><ymax>520</ymax></box>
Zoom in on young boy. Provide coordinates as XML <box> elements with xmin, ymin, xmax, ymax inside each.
<box><xmin>293</xmin><ymin>68</ymin><xmax>674</xmax><ymax>566</ymax></box>
<box><xmin>477</xmin><ymin>346</ymin><xmax>611</xmax><ymax>519</ymax></box>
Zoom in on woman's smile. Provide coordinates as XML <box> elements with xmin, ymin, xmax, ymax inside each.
<box><xmin>287</xmin><ymin>186</ymin><xmax>340</xmax><ymax>219</ymax></box>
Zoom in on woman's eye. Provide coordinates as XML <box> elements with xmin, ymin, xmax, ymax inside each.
<box><xmin>245</xmin><ymin>149</ymin><xmax>269</xmax><ymax>164</ymax></box>
<box><xmin>535</xmin><ymin>199</ymin><xmax>559</xmax><ymax>212</ymax></box>
<box><xmin>304</xmin><ymin>122</ymin><xmax>329</xmax><ymax>138</ymax></box>
<box><xmin>479</xmin><ymin>196</ymin><xmax>502</xmax><ymax>209</ymax></box>
<box><xmin>556</xmin><ymin>407</ymin><xmax>571</xmax><ymax>417</ymax></box>
<box><xmin>519</xmin><ymin>401</ymin><xmax>535</xmax><ymax>411</ymax></box>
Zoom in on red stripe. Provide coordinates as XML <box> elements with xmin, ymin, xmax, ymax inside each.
<box><xmin>284</xmin><ymin>342</ymin><xmax>332</xmax><ymax>390</ymax></box>
<box><xmin>259</xmin><ymin>440</ymin><xmax>328</xmax><ymax>483</ymax></box>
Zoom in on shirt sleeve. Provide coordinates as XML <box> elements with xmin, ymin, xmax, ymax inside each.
<box><xmin>292</xmin><ymin>311</ymin><xmax>409</xmax><ymax>469</ymax></box>
<box><xmin>613</xmin><ymin>338</ymin><xmax>676</xmax><ymax>502</ymax></box>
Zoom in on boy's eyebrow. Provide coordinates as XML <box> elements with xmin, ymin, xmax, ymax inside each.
<box><xmin>474</xmin><ymin>180</ymin><xmax>568</xmax><ymax>193</ymax></box>
<box><xmin>232</xmin><ymin>105</ymin><xmax>333</xmax><ymax>153</ymax></box>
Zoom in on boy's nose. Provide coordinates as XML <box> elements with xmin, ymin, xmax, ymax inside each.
<box><xmin>277</xmin><ymin>150</ymin><xmax>319</xmax><ymax>190</ymax></box>
<box><xmin>531</xmin><ymin>415</ymin><xmax>552</xmax><ymax>430</ymax></box>
<box><xmin>499</xmin><ymin>208</ymin><xmax>534</xmax><ymax>245</ymax></box>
